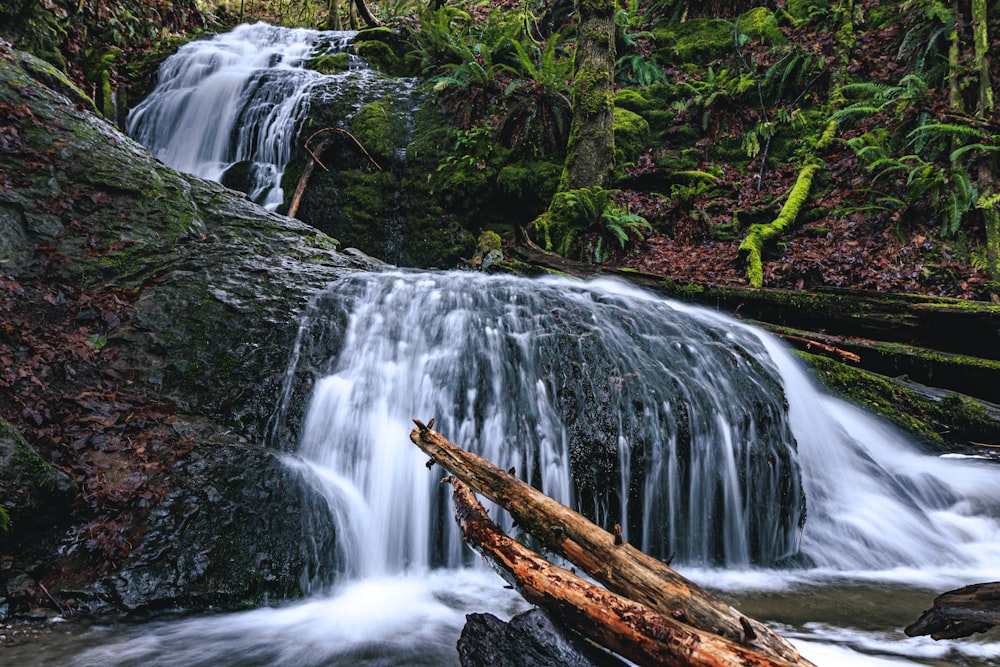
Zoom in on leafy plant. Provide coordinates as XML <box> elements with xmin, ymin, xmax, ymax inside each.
<box><xmin>412</xmin><ymin>7</ymin><xmax>571</xmax><ymax>157</ymax></box>
<box><xmin>672</xmin><ymin>67</ymin><xmax>756</xmax><ymax>131</ymax></box>
<box><xmin>895</xmin><ymin>0</ymin><xmax>954</xmax><ymax>79</ymax></box>
<box><xmin>533</xmin><ymin>187</ymin><xmax>651</xmax><ymax>263</ymax></box>
<box><xmin>614</xmin><ymin>0</ymin><xmax>664</xmax><ymax>86</ymax></box>
<box><xmin>834</xmin><ymin>73</ymin><xmax>998</xmax><ymax>237</ymax></box>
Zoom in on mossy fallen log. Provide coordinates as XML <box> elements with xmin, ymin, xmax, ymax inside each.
<box><xmin>768</xmin><ymin>324</ymin><xmax>1000</xmax><ymax>405</ymax></box>
<box><xmin>797</xmin><ymin>351</ymin><xmax>1000</xmax><ymax>453</ymax></box>
<box><xmin>511</xmin><ymin>242</ymin><xmax>1000</xmax><ymax>363</ymax></box>
<box><xmin>409</xmin><ymin>421</ymin><xmax>812</xmax><ymax>665</ymax></box>
<box><xmin>737</xmin><ymin>162</ymin><xmax>821</xmax><ymax>287</ymax></box>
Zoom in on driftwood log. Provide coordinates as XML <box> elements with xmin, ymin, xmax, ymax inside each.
<box><xmin>410</xmin><ymin>420</ymin><xmax>815</xmax><ymax>666</ymax></box>
<box><xmin>905</xmin><ymin>582</ymin><xmax>1000</xmax><ymax>640</ymax></box>
<box><xmin>448</xmin><ymin>476</ymin><xmax>805</xmax><ymax>667</ymax></box>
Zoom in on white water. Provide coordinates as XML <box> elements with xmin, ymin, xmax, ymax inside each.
<box><xmin>30</xmin><ymin>271</ymin><xmax>1000</xmax><ymax>665</ymax></box>
<box><xmin>127</xmin><ymin>23</ymin><xmax>357</xmax><ymax>209</ymax></box>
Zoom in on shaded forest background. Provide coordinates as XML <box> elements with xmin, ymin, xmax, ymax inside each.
<box><xmin>3</xmin><ymin>0</ymin><xmax>1000</xmax><ymax>299</ymax></box>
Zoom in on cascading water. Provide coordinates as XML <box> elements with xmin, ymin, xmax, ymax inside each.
<box><xmin>283</xmin><ymin>271</ymin><xmax>1000</xmax><ymax>581</ymax></box>
<box><xmin>52</xmin><ymin>21</ymin><xmax>1000</xmax><ymax>667</ymax></box>
<box><xmin>286</xmin><ymin>271</ymin><xmax>807</xmax><ymax>575</ymax></box>
<box><xmin>127</xmin><ymin>22</ymin><xmax>409</xmax><ymax>211</ymax></box>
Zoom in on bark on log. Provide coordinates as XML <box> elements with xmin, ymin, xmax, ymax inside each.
<box><xmin>905</xmin><ymin>582</ymin><xmax>1000</xmax><ymax>640</ymax></box>
<box><xmin>447</xmin><ymin>476</ymin><xmax>806</xmax><ymax>667</ymax></box>
<box><xmin>409</xmin><ymin>422</ymin><xmax>813</xmax><ymax>665</ymax></box>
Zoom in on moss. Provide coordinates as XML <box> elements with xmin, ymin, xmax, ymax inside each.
<box><xmin>497</xmin><ymin>161</ymin><xmax>561</xmax><ymax>201</ymax></box>
<box><xmin>306</xmin><ymin>52</ymin><xmax>350</xmax><ymax>74</ymax></box>
<box><xmin>352</xmin><ymin>27</ymin><xmax>416</xmax><ymax>77</ymax></box>
<box><xmin>124</xmin><ymin>34</ymin><xmax>191</xmax><ymax>108</ymax></box>
<box><xmin>739</xmin><ymin>162</ymin><xmax>821</xmax><ymax>287</ymax></box>
<box><xmin>653</xmin><ymin>18</ymin><xmax>735</xmax><ymax>65</ymax></box>
<box><xmin>476</xmin><ymin>230</ymin><xmax>502</xmax><ymax>252</ymax></box>
<box><xmin>573</xmin><ymin>66</ymin><xmax>615</xmax><ymax>115</ymax></box>
<box><xmin>349</xmin><ymin>97</ymin><xmax>410</xmax><ymax>162</ymax></box>
<box><xmin>800</xmin><ymin>352</ymin><xmax>1000</xmax><ymax>450</ymax></box>
<box><xmin>785</xmin><ymin>0</ymin><xmax>833</xmax><ymax>21</ymax></box>
<box><xmin>612</xmin><ymin>89</ymin><xmax>651</xmax><ymax>112</ymax></box>
<box><xmin>613</xmin><ymin>107</ymin><xmax>650</xmax><ymax>165</ymax></box>
<box><xmin>736</xmin><ymin>8</ymin><xmax>784</xmax><ymax>45</ymax></box>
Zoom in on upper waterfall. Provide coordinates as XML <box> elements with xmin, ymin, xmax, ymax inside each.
<box><xmin>127</xmin><ymin>23</ymin><xmax>368</xmax><ymax>210</ymax></box>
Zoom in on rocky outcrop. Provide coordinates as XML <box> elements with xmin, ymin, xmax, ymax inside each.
<box><xmin>458</xmin><ymin>609</ymin><xmax>628</xmax><ymax>667</ymax></box>
<box><xmin>0</xmin><ymin>43</ymin><xmax>369</xmax><ymax>617</ymax></box>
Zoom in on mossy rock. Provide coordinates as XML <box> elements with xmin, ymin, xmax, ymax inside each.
<box><xmin>220</xmin><ymin>160</ymin><xmax>255</xmax><ymax>196</ymax></box>
<box><xmin>306</xmin><ymin>52</ymin><xmax>350</xmax><ymax>74</ymax></box>
<box><xmin>496</xmin><ymin>160</ymin><xmax>562</xmax><ymax>214</ymax></box>
<box><xmin>0</xmin><ymin>421</ymin><xmax>75</xmax><ymax>535</ymax></box>
<box><xmin>124</xmin><ymin>34</ymin><xmax>192</xmax><ymax>108</ymax></box>
<box><xmin>352</xmin><ymin>27</ymin><xmax>417</xmax><ymax>77</ymax></box>
<box><xmin>784</xmin><ymin>0</ymin><xmax>833</xmax><ymax>22</ymax></box>
<box><xmin>349</xmin><ymin>96</ymin><xmax>411</xmax><ymax>163</ymax></box>
<box><xmin>613</xmin><ymin>107</ymin><xmax>651</xmax><ymax>165</ymax></box>
<box><xmin>612</xmin><ymin>88</ymin><xmax>651</xmax><ymax>113</ymax></box>
<box><xmin>653</xmin><ymin>18</ymin><xmax>735</xmax><ymax>65</ymax></box>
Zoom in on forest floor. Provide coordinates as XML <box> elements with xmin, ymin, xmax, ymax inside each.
<box><xmin>612</xmin><ymin>194</ymin><xmax>988</xmax><ymax>301</ymax></box>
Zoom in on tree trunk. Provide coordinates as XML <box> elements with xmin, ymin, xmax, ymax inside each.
<box><xmin>971</xmin><ymin>0</ymin><xmax>999</xmax><ymax>282</ymax></box>
<box><xmin>557</xmin><ymin>0</ymin><xmax>616</xmax><ymax>191</ymax></box>
<box><xmin>447</xmin><ymin>476</ymin><xmax>809</xmax><ymax>667</ymax></box>
<box><xmin>326</xmin><ymin>0</ymin><xmax>342</xmax><ymax>30</ymax></box>
<box><xmin>353</xmin><ymin>0</ymin><xmax>380</xmax><ymax>28</ymax></box>
<box><xmin>409</xmin><ymin>422</ymin><xmax>812</xmax><ymax>665</ymax></box>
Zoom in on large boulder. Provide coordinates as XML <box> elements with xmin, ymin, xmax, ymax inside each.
<box><xmin>0</xmin><ymin>43</ymin><xmax>368</xmax><ymax>616</ymax></box>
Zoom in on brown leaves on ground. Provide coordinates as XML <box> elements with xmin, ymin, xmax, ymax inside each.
<box><xmin>0</xmin><ymin>263</ymin><xmax>192</xmax><ymax>577</ymax></box>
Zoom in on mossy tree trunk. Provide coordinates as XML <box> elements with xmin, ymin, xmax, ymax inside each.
<box><xmin>557</xmin><ymin>0</ymin><xmax>616</xmax><ymax>192</ymax></box>
<box><xmin>972</xmin><ymin>0</ymin><xmax>999</xmax><ymax>282</ymax></box>
<box><xmin>326</xmin><ymin>0</ymin><xmax>342</xmax><ymax>30</ymax></box>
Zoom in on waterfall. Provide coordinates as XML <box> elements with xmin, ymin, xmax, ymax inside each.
<box><xmin>279</xmin><ymin>271</ymin><xmax>1000</xmax><ymax>582</ymax></box>
<box><xmin>127</xmin><ymin>23</ymin><xmax>373</xmax><ymax>210</ymax></box>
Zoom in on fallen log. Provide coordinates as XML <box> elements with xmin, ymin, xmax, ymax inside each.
<box><xmin>410</xmin><ymin>420</ymin><xmax>813</xmax><ymax>665</ymax></box>
<box><xmin>447</xmin><ymin>476</ymin><xmax>805</xmax><ymax>667</ymax></box>
<box><xmin>905</xmin><ymin>582</ymin><xmax>1000</xmax><ymax>640</ymax></box>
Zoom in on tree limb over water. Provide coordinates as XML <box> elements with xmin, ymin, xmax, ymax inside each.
<box><xmin>409</xmin><ymin>420</ymin><xmax>816</xmax><ymax>666</ymax></box>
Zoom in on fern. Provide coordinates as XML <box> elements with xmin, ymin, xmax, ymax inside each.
<box><xmin>534</xmin><ymin>188</ymin><xmax>651</xmax><ymax>263</ymax></box>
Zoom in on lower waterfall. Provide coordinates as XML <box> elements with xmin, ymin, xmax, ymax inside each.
<box><xmin>53</xmin><ymin>271</ymin><xmax>1000</xmax><ymax>667</ymax></box>
<box><xmin>286</xmin><ymin>271</ymin><xmax>1000</xmax><ymax>578</ymax></box>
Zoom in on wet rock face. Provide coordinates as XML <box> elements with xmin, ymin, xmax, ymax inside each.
<box><xmin>0</xmin><ymin>43</ymin><xmax>367</xmax><ymax>617</ymax></box>
<box><xmin>102</xmin><ymin>426</ymin><xmax>339</xmax><ymax>613</ymax></box>
<box><xmin>458</xmin><ymin>609</ymin><xmax>627</xmax><ymax>667</ymax></box>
